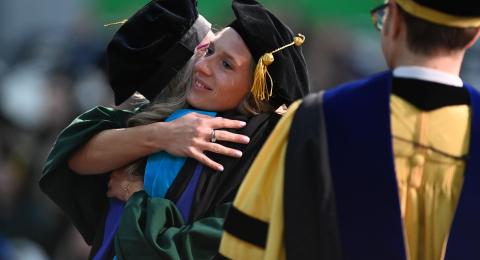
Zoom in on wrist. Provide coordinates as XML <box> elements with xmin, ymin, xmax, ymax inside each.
<box><xmin>146</xmin><ymin>121</ymin><xmax>170</xmax><ymax>152</ymax></box>
<box><xmin>125</xmin><ymin>181</ymin><xmax>144</xmax><ymax>201</ymax></box>
<box><xmin>130</xmin><ymin>182</ymin><xmax>144</xmax><ymax>195</ymax></box>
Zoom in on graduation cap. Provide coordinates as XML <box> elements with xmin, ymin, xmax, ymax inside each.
<box><xmin>106</xmin><ymin>0</ymin><xmax>211</xmax><ymax>105</ymax></box>
<box><xmin>229</xmin><ymin>0</ymin><xmax>309</xmax><ymax>107</ymax></box>
<box><xmin>396</xmin><ymin>0</ymin><xmax>480</xmax><ymax>27</ymax></box>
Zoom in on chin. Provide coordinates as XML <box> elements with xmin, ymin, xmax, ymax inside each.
<box><xmin>186</xmin><ymin>95</ymin><xmax>237</xmax><ymax>112</ymax></box>
<box><xmin>186</xmin><ymin>98</ymin><xmax>212</xmax><ymax>111</ymax></box>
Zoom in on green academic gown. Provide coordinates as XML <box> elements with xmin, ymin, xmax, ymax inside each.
<box><xmin>39</xmin><ymin>105</ymin><xmax>280</xmax><ymax>259</ymax></box>
<box><xmin>39</xmin><ymin>106</ymin><xmax>135</xmax><ymax>258</ymax></box>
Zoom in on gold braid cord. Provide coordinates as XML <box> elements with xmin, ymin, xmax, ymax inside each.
<box><xmin>251</xmin><ymin>33</ymin><xmax>305</xmax><ymax>101</ymax></box>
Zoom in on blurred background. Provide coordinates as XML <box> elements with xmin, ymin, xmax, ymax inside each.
<box><xmin>0</xmin><ymin>0</ymin><xmax>479</xmax><ymax>259</ymax></box>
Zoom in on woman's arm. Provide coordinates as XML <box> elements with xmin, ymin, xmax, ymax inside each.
<box><xmin>68</xmin><ymin>122</ymin><xmax>168</xmax><ymax>175</ymax></box>
<box><xmin>69</xmin><ymin>113</ymin><xmax>251</xmax><ymax>174</ymax></box>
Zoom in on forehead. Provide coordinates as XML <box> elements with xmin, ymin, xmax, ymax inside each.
<box><xmin>213</xmin><ymin>27</ymin><xmax>253</xmax><ymax>63</ymax></box>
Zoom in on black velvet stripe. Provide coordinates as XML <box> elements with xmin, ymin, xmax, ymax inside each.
<box><xmin>223</xmin><ymin>206</ymin><xmax>269</xmax><ymax>248</ymax></box>
<box><xmin>392</xmin><ymin>77</ymin><xmax>469</xmax><ymax>111</ymax></box>
<box><xmin>415</xmin><ymin>0</ymin><xmax>480</xmax><ymax>17</ymax></box>
<box><xmin>213</xmin><ymin>253</ymin><xmax>231</xmax><ymax>260</ymax></box>
<box><xmin>284</xmin><ymin>92</ymin><xmax>342</xmax><ymax>260</ymax></box>
<box><xmin>164</xmin><ymin>158</ymin><xmax>198</xmax><ymax>203</ymax></box>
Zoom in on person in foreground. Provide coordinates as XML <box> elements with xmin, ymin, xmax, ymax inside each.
<box><xmin>219</xmin><ymin>0</ymin><xmax>480</xmax><ymax>260</ymax></box>
<box><xmin>40</xmin><ymin>0</ymin><xmax>309</xmax><ymax>259</ymax></box>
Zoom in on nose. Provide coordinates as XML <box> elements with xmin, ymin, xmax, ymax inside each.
<box><xmin>194</xmin><ymin>57</ymin><xmax>213</xmax><ymax>76</ymax></box>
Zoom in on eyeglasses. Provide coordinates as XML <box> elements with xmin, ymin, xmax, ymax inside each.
<box><xmin>370</xmin><ymin>3</ymin><xmax>390</xmax><ymax>31</ymax></box>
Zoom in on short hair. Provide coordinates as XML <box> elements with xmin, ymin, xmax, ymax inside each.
<box><xmin>398</xmin><ymin>5</ymin><xmax>479</xmax><ymax>55</ymax></box>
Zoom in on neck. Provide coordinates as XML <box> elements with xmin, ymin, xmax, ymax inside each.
<box><xmin>392</xmin><ymin>46</ymin><xmax>465</xmax><ymax>76</ymax></box>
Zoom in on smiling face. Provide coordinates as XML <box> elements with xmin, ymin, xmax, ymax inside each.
<box><xmin>186</xmin><ymin>27</ymin><xmax>254</xmax><ymax>112</ymax></box>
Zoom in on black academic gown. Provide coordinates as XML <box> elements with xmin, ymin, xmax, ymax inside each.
<box><xmin>39</xmin><ymin>105</ymin><xmax>279</xmax><ymax>259</ymax></box>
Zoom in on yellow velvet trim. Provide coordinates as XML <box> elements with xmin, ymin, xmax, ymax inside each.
<box><xmin>396</xmin><ymin>0</ymin><xmax>480</xmax><ymax>27</ymax></box>
<box><xmin>220</xmin><ymin>232</ymin><xmax>265</xmax><ymax>259</ymax></box>
<box><xmin>219</xmin><ymin>100</ymin><xmax>301</xmax><ymax>260</ymax></box>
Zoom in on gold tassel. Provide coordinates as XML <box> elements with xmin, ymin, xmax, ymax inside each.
<box><xmin>250</xmin><ymin>34</ymin><xmax>305</xmax><ymax>101</ymax></box>
<box><xmin>251</xmin><ymin>53</ymin><xmax>274</xmax><ymax>101</ymax></box>
<box><xmin>104</xmin><ymin>19</ymin><xmax>128</xmax><ymax>27</ymax></box>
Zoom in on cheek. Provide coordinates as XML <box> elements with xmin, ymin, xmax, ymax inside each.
<box><xmin>186</xmin><ymin>74</ymin><xmax>252</xmax><ymax>111</ymax></box>
<box><xmin>185</xmin><ymin>85</ymin><xmax>221</xmax><ymax>110</ymax></box>
<box><xmin>186</xmin><ymin>88</ymin><xmax>200</xmax><ymax>104</ymax></box>
<box><xmin>221</xmin><ymin>76</ymin><xmax>250</xmax><ymax>103</ymax></box>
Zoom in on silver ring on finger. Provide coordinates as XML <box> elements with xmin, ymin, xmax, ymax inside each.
<box><xmin>211</xmin><ymin>129</ymin><xmax>217</xmax><ymax>143</ymax></box>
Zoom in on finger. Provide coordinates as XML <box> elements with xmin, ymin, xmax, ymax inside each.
<box><xmin>191</xmin><ymin>150</ymin><xmax>224</xmax><ymax>172</ymax></box>
<box><xmin>203</xmin><ymin>142</ymin><xmax>243</xmax><ymax>158</ymax></box>
<box><xmin>209</xmin><ymin>117</ymin><xmax>247</xmax><ymax>129</ymax></box>
<box><xmin>214</xmin><ymin>130</ymin><xmax>250</xmax><ymax>144</ymax></box>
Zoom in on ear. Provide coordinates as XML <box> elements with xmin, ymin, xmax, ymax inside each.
<box><xmin>389</xmin><ymin>2</ymin><xmax>404</xmax><ymax>40</ymax></box>
<box><xmin>465</xmin><ymin>28</ymin><xmax>480</xmax><ymax>49</ymax></box>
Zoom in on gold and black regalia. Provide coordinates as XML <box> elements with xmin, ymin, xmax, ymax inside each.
<box><xmin>219</xmin><ymin>70</ymin><xmax>480</xmax><ymax>260</ymax></box>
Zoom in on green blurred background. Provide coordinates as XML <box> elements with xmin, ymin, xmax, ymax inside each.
<box><xmin>95</xmin><ymin>0</ymin><xmax>378</xmax><ymax>27</ymax></box>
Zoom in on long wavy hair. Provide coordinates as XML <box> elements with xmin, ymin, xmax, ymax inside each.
<box><xmin>125</xmin><ymin>50</ymin><xmax>273</xmax><ymax>175</ymax></box>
